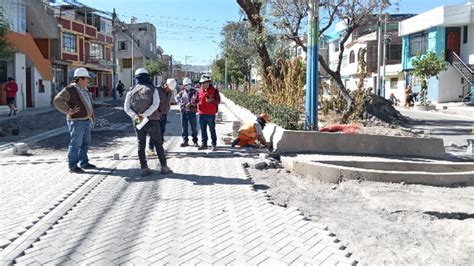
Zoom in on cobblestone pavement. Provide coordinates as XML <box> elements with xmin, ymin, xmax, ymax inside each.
<box><xmin>1</xmin><ymin>105</ymin><xmax>357</xmax><ymax>265</ymax></box>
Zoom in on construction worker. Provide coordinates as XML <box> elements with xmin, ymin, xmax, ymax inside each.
<box><xmin>124</xmin><ymin>68</ymin><xmax>171</xmax><ymax>176</ymax></box>
<box><xmin>231</xmin><ymin>113</ymin><xmax>270</xmax><ymax>148</ymax></box>
<box><xmin>177</xmin><ymin>77</ymin><xmax>199</xmax><ymax>147</ymax></box>
<box><xmin>53</xmin><ymin>68</ymin><xmax>97</xmax><ymax>173</ymax></box>
<box><xmin>147</xmin><ymin>78</ymin><xmax>176</xmax><ymax>155</ymax></box>
<box><xmin>197</xmin><ymin>74</ymin><xmax>220</xmax><ymax>151</ymax></box>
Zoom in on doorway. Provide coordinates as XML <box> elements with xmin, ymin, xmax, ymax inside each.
<box><xmin>446</xmin><ymin>27</ymin><xmax>461</xmax><ymax>56</ymax></box>
<box><xmin>26</xmin><ymin>67</ymin><xmax>33</xmax><ymax>108</ymax></box>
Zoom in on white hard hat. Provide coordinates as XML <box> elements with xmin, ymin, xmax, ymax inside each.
<box><xmin>73</xmin><ymin>67</ymin><xmax>90</xmax><ymax>78</ymax></box>
<box><xmin>182</xmin><ymin>77</ymin><xmax>192</xmax><ymax>86</ymax></box>
<box><xmin>134</xmin><ymin>68</ymin><xmax>149</xmax><ymax>76</ymax></box>
<box><xmin>166</xmin><ymin>78</ymin><xmax>177</xmax><ymax>90</ymax></box>
<box><xmin>199</xmin><ymin>74</ymin><xmax>211</xmax><ymax>83</ymax></box>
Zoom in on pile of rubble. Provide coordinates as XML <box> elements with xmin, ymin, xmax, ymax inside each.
<box><xmin>244</xmin><ymin>153</ymin><xmax>282</xmax><ymax>170</ymax></box>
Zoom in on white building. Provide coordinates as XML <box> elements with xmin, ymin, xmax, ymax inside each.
<box><xmin>0</xmin><ymin>0</ymin><xmax>56</xmax><ymax>112</ymax></box>
<box><xmin>399</xmin><ymin>2</ymin><xmax>474</xmax><ymax>104</ymax></box>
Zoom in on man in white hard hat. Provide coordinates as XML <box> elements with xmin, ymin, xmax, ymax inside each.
<box><xmin>147</xmin><ymin>78</ymin><xmax>176</xmax><ymax>155</ymax></box>
<box><xmin>54</xmin><ymin>67</ymin><xmax>97</xmax><ymax>173</ymax></box>
<box><xmin>176</xmin><ymin>77</ymin><xmax>199</xmax><ymax>147</ymax></box>
<box><xmin>197</xmin><ymin>74</ymin><xmax>220</xmax><ymax>151</ymax></box>
<box><xmin>124</xmin><ymin>67</ymin><xmax>171</xmax><ymax>176</ymax></box>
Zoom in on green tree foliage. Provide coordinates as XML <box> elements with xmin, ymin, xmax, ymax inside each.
<box><xmin>412</xmin><ymin>51</ymin><xmax>447</xmax><ymax>106</ymax></box>
<box><xmin>219</xmin><ymin>21</ymin><xmax>256</xmax><ymax>89</ymax></box>
<box><xmin>143</xmin><ymin>59</ymin><xmax>168</xmax><ymax>77</ymax></box>
<box><xmin>0</xmin><ymin>7</ymin><xmax>14</xmax><ymax>61</ymax></box>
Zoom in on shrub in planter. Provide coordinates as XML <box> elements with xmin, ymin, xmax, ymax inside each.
<box><xmin>222</xmin><ymin>89</ymin><xmax>302</xmax><ymax>130</ymax></box>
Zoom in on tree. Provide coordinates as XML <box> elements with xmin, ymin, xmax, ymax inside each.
<box><xmin>412</xmin><ymin>51</ymin><xmax>447</xmax><ymax>106</ymax></box>
<box><xmin>236</xmin><ymin>0</ymin><xmax>275</xmax><ymax>87</ymax></box>
<box><xmin>211</xmin><ymin>58</ymin><xmax>225</xmax><ymax>83</ymax></box>
<box><xmin>0</xmin><ymin>7</ymin><xmax>13</xmax><ymax>61</ymax></box>
<box><xmin>220</xmin><ymin>21</ymin><xmax>255</xmax><ymax>89</ymax></box>
<box><xmin>143</xmin><ymin>59</ymin><xmax>168</xmax><ymax>77</ymax></box>
<box><xmin>270</xmin><ymin>0</ymin><xmax>390</xmax><ymax>122</ymax></box>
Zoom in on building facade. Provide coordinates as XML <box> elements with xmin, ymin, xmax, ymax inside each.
<box><xmin>400</xmin><ymin>2</ymin><xmax>474</xmax><ymax>103</ymax></box>
<box><xmin>0</xmin><ymin>0</ymin><xmax>56</xmax><ymax>111</ymax></box>
<box><xmin>327</xmin><ymin>14</ymin><xmax>414</xmax><ymax>101</ymax></box>
<box><xmin>51</xmin><ymin>1</ymin><xmax>114</xmax><ymax>99</ymax></box>
<box><xmin>116</xmin><ymin>22</ymin><xmax>158</xmax><ymax>89</ymax></box>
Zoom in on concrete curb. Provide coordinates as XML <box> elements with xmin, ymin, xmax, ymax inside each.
<box><xmin>291</xmin><ymin>159</ymin><xmax>474</xmax><ymax>187</ymax></box>
<box><xmin>222</xmin><ymin>94</ymin><xmax>446</xmax><ymax>159</ymax></box>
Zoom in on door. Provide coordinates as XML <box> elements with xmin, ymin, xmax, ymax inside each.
<box><xmin>447</xmin><ymin>31</ymin><xmax>461</xmax><ymax>56</ymax></box>
<box><xmin>26</xmin><ymin>67</ymin><xmax>33</xmax><ymax>108</ymax></box>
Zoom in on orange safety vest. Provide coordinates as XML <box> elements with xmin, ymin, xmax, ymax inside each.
<box><xmin>238</xmin><ymin>122</ymin><xmax>257</xmax><ymax>139</ymax></box>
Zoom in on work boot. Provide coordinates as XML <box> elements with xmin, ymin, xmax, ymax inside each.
<box><xmin>231</xmin><ymin>139</ymin><xmax>239</xmax><ymax>148</ymax></box>
<box><xmin>141</xmin><ymin>167</ymin><xmax>151</xmax><ymax>177</ymax></box>
<box><xmin>81</xmin><ymin>163</ymin><xmax>97</xmax><ymax>169</ymax></box>
<box><xmin>69</xmin><ymin>167</ymin><xmax>85</xmax><ymax>173</ymax></box>
<box><xmin>13</xmin><ymin>110</ymin><xmax>16</xmax><ymax>116</ymax></box>
<box><xmin>180</xmin><ymin>141</ymin><xmax>189</xmax><ymax>147</ymax></box>
<box><xmin>212</xmin><ymin>145</ymin><xmax>217</xmax><ymax>151</ymax></box>
<box><xmin>193</xmin><ymin>142</ymin><xmax>199</xmax><ymax>147</ymax></box>
<box><xmin>198</xmin><ymin>145</ymin><xmax>208</xmax><ymax>150</ymax></box>
<box><xmin>161</xmin><ymin>165</ymin><xmax>172</xmax><ymax>174</ymax></box>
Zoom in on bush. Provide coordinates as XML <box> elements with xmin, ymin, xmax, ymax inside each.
<box><xmin>222</xmin><ymin>89</ymin><xmax>302</xmax><ymax>130</ymax></box>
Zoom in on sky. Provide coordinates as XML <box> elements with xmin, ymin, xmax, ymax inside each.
<box><xmin>80</xmin><ymin>0</ymin><xmax>468</xmax><ymax>66</ymax></box>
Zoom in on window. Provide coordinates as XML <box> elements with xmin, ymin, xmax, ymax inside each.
<box><xmin>90</xmin><ymin>43</ymin><xmax>103</xmax><ymax>59</ymax></box>
<box><xmin>387</xmin><ymin>44</ymin><xmax>402</xmax><ymax>60</ymax></box>
<box><xmin>349</xmin><ymin>50</ymin><xmax>355</xmax><ymax>64</ymax></box>
<box><xmin>334</xmin><ymin>41</ymin><xmax>340</xmax><ymax>52</ymax></box>
<box><xmin>122</xmin><ymin>58</ymin><xmax>132</xmax><ymax>68</ymax></box>
<box><xmin>62</xmin><ymin>32</ymin><xmax>76</xmax><ymax>53</ymax></box>
<box><xmin>409</xmin><ymin>31</ymin><xmax>428</xmax><ymax>56</ymax></box>
<box><xmin>390</xmin><ymin>78</ymin><xmax>398</xmax><ymax>90</ymax></box>
<box><xmin>136</xmin><ymin>39</ymin><xmax>140</xmax><ymax>47</ymax></box>
<box><xmin>463</xmin><ymin>26</ymin><xmax>468</xmax><ymax>44</ymax></box>
<box><xmin>119</xmin><ymin>41</ymin><xmax>127</xmax><ymax>51</ymax></box>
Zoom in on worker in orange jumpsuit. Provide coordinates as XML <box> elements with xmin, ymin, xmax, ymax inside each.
<box><xmin>231</xmin><ymin>113</ymin><xmax>270</xmax><ymax>148</ymax></box>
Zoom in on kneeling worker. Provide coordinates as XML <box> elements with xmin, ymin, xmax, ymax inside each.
<box><xmin>231</xmin><ymin>113</ymin><xmax>269</xmax><ymax>148</ymax></box>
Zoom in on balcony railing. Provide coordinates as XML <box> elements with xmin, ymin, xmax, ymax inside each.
<box><xmin>86</xmin><ymin>56</ymin><xmax>112</xmax><ymax>69</ymax></box>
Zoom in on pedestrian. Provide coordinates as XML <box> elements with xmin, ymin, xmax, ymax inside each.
<box><xmin>117</xmin><ymin>80</ymin><xmax>125</xmax><ymax>98</ymax></box>
<box><xmin>4</xmin><ymin>77</ymin><xmax>18</xmax><ymax>117</ymax></box>
<box><xmin>53</xmin><ymin>68</ymin><xmax>97</xmax><ymax>173</ymax></box>
<box><xmin>404</xmin><ymin>83</ymin><xmax>413</xmax><ymax>107</ymax></box>
<box><xmin>177</xmin><ymin>77</ymin><xmax>199</xmax><ymax>147</ymax></box>
<box><xmin>197</xmin><ymin>74</ymin><xmax>220</xmax><ymax>151</ymax></box>
<box><xmin>147</xmin><ymin>78</ymin><xmax>176</xmax><ymax>155</ymax></box>
<box><xmin>231</xmin><ymin>113</ymin><xmax>269</xmax><ymax>148</ymax></box>
<box><xmin>124</xmin><ymin>68</ymin><xmax>171</xmax><ymax>176</ymax></box>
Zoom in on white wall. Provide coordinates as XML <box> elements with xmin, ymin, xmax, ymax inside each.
<box><xmin>461</xmin><ymin>24</ymin><xmax>474</xmax><ymax>64</ymax></box>
<box><xmin>14</xmin><ymin>53</ymin><xmax>26</xmax><ymax>111</ymax></box>
<box><xmin>384</xmin><ymin>73</ymin><xmax>406</xmax><ymax>103</ymax></box>
<box><xmin>438</xmin><ymin>65</ymin><xmax>465</xmax><ymax>103</ymax></box>
<box><xmin>32</xmin><ymin>67</ymin><xmax>51</xmax><ymax>108</ymax></box>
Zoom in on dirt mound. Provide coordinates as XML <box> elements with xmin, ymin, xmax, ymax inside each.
<box><xmin>361</xmin><ymin>95</ymin><xmax>406</xmax><ymax>125</ymax></box>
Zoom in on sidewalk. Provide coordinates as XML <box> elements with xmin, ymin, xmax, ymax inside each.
<box><xmin>0</xmin><ymin>97</ymin><xmax>116</xmax><ymax>123</ymax></box>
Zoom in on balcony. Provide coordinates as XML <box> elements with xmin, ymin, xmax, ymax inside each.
<box><xmin>86</xmin><ymin>56</ymin><xmax>112</xmax><ymax>69</ymax></box>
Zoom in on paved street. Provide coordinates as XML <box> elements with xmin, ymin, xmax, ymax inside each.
<box><xmin>0</xmin><ymin>106</ymin><xmax>356</xmax><ymax>265</ymax></box>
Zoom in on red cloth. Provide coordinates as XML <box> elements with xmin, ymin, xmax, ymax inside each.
<box><xmin>320</xmin><ymin>123</ymin><xmax>360</xmax><ymax>134</ymax></box>
<box><xmin>197</xmin><ymin>86</ymin><xmax>220</xmax><ymax>115</ymax></box>
<box><xmin>5</xmin><ymin>82</ymin><xmax>18</xmax><ymax>97</ymax></box>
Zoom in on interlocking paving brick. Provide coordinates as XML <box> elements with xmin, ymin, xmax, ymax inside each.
<box><xmin>7</xmin><ymin>107</ymin><xmax>356</xmax><ymax>265</ymax></box>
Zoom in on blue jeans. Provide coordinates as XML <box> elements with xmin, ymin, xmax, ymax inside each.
<box><xmin>67</xmin><ymin>120</ymin><xmax>91</xmax><ymax>169</ymax></box>
<box><xmin>199</xmin><ymin>114</ymin><xmax>217</xmax><ymax>146</ymax></box>
<box><xmin>148</xmin><ymin>114</ymin><xmax>167</xmax><ymax>149</ymax></box>
<box><xmin>182</xmin><ymin>111</ymin><xmax>198</xmax><ymax>143</ymax></box>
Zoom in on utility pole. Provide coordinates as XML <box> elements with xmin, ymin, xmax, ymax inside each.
<box><xmin>382</xmin><ymin>13</ymin><xmax>388</xmax><ymax>98</ymax></box>
<box><xmin>224</xmin><ymin>57</ymin><xmax>228</xmax><ymax>90</ymax></box>
<box><xmin>131</xmin><ymin>32</ymin><xmax>134</xmax><ymax>87</ymax></box>
<box><xmin>305</xmin><ymin>0</ymin><xmax>319</xmax><ymax>130</ymax></box>
<box><xmin>376</xmin><ymin>7</ymin><xmax>383</xmax><ymax>96</ymax></box>
<box><xmin>112</xmin><ymin>8</ymin><xmax>117</xmax><ymax>100</ymax></box>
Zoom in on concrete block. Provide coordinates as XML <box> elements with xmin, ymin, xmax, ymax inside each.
<box><xmin>13</xmin><ymin>143</ymin><xmax>28</xmax><ymax>155</ymax></box>
<box><xmin>467</xmin><ymin>139</ymin><xmax>474</xmax><ymax>154</ymax></box>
